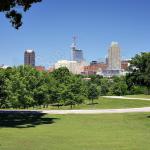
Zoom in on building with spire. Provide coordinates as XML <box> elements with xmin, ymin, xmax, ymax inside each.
<box><xmin>71</xmin><ymin>36</ymin><xmax>84</xmax><ymax>62</ymax></box>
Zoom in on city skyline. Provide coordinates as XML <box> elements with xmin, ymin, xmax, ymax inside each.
<box><xmin>0</xmin><ymin>39</ymin><xmax>146</xmax><ymax>68</ymax></box>
<box><xmin>0</xmin><ymin>0</ymin><xmax>150</xmax><ymax>67</ymax></box>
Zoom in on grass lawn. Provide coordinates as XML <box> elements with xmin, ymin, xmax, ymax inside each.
<box><xmin>0</xmin><ymin>97</ymin><xmax>150</xmax><ymax>110</ymax></box>
<box><xmin>35</xmin><ymin>97</ymin><xmax>150</xmax><ymax>110</ymax></box>
<box><xmin>125</xmin><ymin>94</ymin><xmax>150</xmax><ymax>99</ymax></box>
<box><xmin>1</xmin><ymin>97</ymin><xmax>150</xmax><ymax>111</ymax></box>
<box><xmin>0</xmin><ymin>112</ymin><xmax>150</xmax><ymax>150</ymax></box>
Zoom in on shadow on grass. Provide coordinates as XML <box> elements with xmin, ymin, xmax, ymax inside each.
<box><xmin>87</xmin><ymin>102</ymin><xmax>99</xmax><ymax>105</ymax></box>
<box><xmin>0</xmin><ymin>111</ymin><xmax>59</xmax><ymax>128</ymax></box>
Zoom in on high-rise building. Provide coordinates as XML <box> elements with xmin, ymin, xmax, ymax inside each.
<box><xmin>24</xmin><ymin>49</ymin><xmax>35</xmax><ymax>67</ymax></box>
<box><xmin>71</xmin><ymin>37</ymin><xmax>84</xmax><ymax>62</ymax></box>
<box><xmin>72</xmin><ymin>49</ymin><xmax>84</xmax><ymax>62</ymax></box>
<box><xmin>108</xmin><ymin>42</ymin><xmax>121</xmax><ymax>70</ymax></box>
<box><xmin>105</xmin><ymin>57</ymin><xmax>108</xmax><ymax>65</ymax></box>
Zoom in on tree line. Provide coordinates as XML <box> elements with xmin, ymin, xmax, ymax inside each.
<box><xmin>0</xmin><ymin>52</ymin><xmax>149</xmax><ymax>109</ymax></box>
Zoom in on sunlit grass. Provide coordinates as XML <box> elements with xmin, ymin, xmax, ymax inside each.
<box><xmin>125</xmin><ymin>94</ymin><xmax>150</xmax><ymax>99</ymax></box>
<box><xmin>0</xmin><ymin>113</ymin><xmax>150</xmax><ymax>150</ymax></box>
<box><xmin>1</xmin><ymin>97</ymin><xmax>150</xmax><ymax>110</ymax></box>
<box><xmin>36</xmin><ymin>97</ymin><xmax>150</xmax><ymax>110</ymax></box>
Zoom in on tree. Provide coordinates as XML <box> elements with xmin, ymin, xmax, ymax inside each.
<box><xmin>68</xmin><ymin>76</ymin><xmax>85</xmax><ymax>106</ymax></box>
<box><xmin>34</xmin><ymin>84</ymin><xmax>49</xmax><ymax>108</ymax></box>
<box><xmin>100</xmin><ymin>78</ymin><xmax>111</xmax><ymax>96</ymax></box>
<box><xmin>111</xmin><ymin>81</ymin><xmax>127</xmax><ymax>96</ymax></box>
<box><xmin>0</xmin><ymin>69</ymin><xmax>9</xmax><ymax>108</ymax></box>
<box><xmin>110</xmin><ymin>76</ymin><xmax>128</xmax><ymax>96</ymax></box>
<box><xmin>5</xmin><ymin>66</ymin><xmax>36</xmax><ymax>108</ymax></box>
<box><xmin>87</xmin><ymin>84</ymin><xmax>99</xmax><ymax>104</ymax></box>
<box><xmin>0</xmin><ymin>0</ymin><xmax>42</xmax><ymax>29</ymax></box>
<box><xmin>52</xmin><ymin>67</ymin><xmax>71</xmax><ymax>84</ymax></box>
<box><xmin>89</xmin><ymin>74</ymin><xmax>103</xmax><ymax>86</ymax></box>
<box><xmin>127</xmin><ymin>52</ymin><xmax>150</xmax><ymax>94</ymax></box>
<box><xmin>60</xmin><ymin>84</ymin><xmax>75</xmax><ymax>109</ymax></box>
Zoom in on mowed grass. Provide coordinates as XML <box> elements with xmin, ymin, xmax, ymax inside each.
<box><xmin>0</xmin><ymin>113</ymin><xmax>150</xmax><ymax>150</ymax></box>
<box><xmin>39</xmin><ymin>97</ymin><xmax>150</xmax><ymax>110</ymax></box>
<box><xmin>1</xmin><ymin>97</ymin><xmax>150</xmax><ymax>111</ymax></box>
<box><xmin>125</xmin><ymin>94</ymin><xmax>150</xmax><ymax>99</ymax></box>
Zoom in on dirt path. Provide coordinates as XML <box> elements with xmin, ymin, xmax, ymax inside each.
<box><xmin>41</xmin><ymin>107</ymin><xmax>150</xmax><ymax>114</ymax></box>
<box><xmin>1</xmin><ymin>107</ymin><xmax>150</xmax><ymax>114</ymax></box>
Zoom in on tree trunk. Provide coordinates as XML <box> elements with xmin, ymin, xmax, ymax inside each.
<box><xmin>147</xmin><ymin>86</ymin><xmax>150</xmax><ymax>95</ymax></box>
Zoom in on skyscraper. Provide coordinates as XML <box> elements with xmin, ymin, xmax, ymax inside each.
<box><xmin>72</xmin><ymin>48</ymin><xmax>84</xmax><ymax>62</ymax></box>
<box><xmin>24</xmin><ymin>49</ymin><xmax>35</xmax><ymax>67</ymax></box>
<box><xmin>108</xmin><ymin>42</ymin><xmax>121</xmax><ymax>70</ymax></box>
<box><xmin>71</xmin><ymin>37</ymin><xmax>84</xmax><ymax>62</ymax></box>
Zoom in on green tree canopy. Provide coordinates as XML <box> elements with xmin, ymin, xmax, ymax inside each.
<box><xmin>52</xmin><ymin>67</ymin><xmax>71</xmax><ymax>84</ymax></box>
<box><xmin>127</xmin><ymin>52</ymin><xmax>150</xmax><ymax>94</ymax></box>
<box><xmin>87</xmin><ymin>84</ymin><xmax>99</xmax><ymax>104</ymax></box>
<box><xmin>111</xmin><ymin>76</ymin><xmax>128</xmax><ymax>96</ymax></box>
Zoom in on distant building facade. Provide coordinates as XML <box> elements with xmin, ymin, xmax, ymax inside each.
<box><xmin>105</xmin><ymin>57</ymin><xmax>108</xmax><ymax>65</ymax></box>
<box><xmin>0</xmin><ymin>64</ymin><xmax>10</xmax><ymax>69</ymax></box>
<box><xmin>35</xmin><ymin>66</ymin><xmax>45</xmax><ymax>71</ymax></box>
<box><xmin>108</xmin><ymin>42</ymin><xmax>121</xmax><ymax>70</ymax></box>
<box><xmin>24</xmin><ymin>50</ymin><xmax>35</xmax><ymax>67</ymax></box>
<box><xmin>121</xmin><ymin>59</ymin><xmax>130</xmax><ymax>71</ymax></box>
<box><xmin>72</xmin><ymin>48</ymin><xmax>84</xmax><ymax>62</ymax></box>
<box><xmin>55</xmin><ymin>60</ymin><xmax>85</xmax><ymax>74</ymax></box>
<box><xmin>97</xmin><ymin>42</ymin><xmax>122</xmax><ymax>77</ymax></box>
<box><xmin>90</xmin><ymin>61</ymin><xmax>98</xmax><ymax>65</ymax></box>
<box><xmin>83</xmin><ymin>63</ymin><xmax>107</xmax><ymax>75</ymax></box>
<box><xmin>48</xmin><ymin>67</ymin><xmax>55</xmax><ymax>73</ymax></box>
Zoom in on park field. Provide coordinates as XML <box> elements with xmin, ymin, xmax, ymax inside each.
<box><xmin>1</xmin><ymin>97</ymin><xmax>150</xmax><ymax>110</ymax></box>
<box><xmin>38</xmin><ymin>97</ymin><xmax>150</xmax><ymax>110</ymax></box>
<box><xmin>125</xmin><ymin>94</ymin><xmax>150</xmax><ymax>99</ymax></box>
<box><xmin>0</xmin><ymin>112</ymin><xmax>150</xmax><ymax>150</ymax></box>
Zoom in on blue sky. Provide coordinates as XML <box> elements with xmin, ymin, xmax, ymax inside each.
<box><xmin>0</xmin><ymin>0</ymin><xmax>150</xmax><ymax>67</ymax></box>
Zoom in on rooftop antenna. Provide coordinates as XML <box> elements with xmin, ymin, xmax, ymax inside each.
<box><xmin>72</xmin><ymin>36</ymin><xmax>77</xmax><ymax>48</ymax></box>
<box><xmin>71</xmin><ymin>36</ymin><xmax>77</xmax><ymax>61</ymax></box>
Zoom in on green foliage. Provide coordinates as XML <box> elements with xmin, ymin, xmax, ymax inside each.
<box><xmin>0</xmin><ymin>69</ymin><xmax>8</xmax><ymax>108</ymax></box>
<box><xmin>0</xmin><ymin>0</ymin><xmax>42</xmax><ymax>29</ymax></box>
<box><xmin>0</xmin><ymin>66</ymin><xmax>86</xmax><ymax>109</ymax></box>
<box><xmin>87</xmin><ymin>84</ymin><xmax>99</xmax><ymax>104</ymax></box>
<box><xmin>89</xmin><ymin>74</ymin><xmax>103</xmax><ymax>85</ymax></box>
<box><xmin>128</xmin><ymin>86</ymin><xmax>146</xmax><ymax>95</ymax></box>
<box><xmin>127</xmin><ymin>52</ymin><xmax>150</xmax><ymax>94</ymax></box>
<box><xmin>110</xmin><ymin>76</ymin><xmax>128</xmax><ymax>96</ymax></box>
<box><xmin>100</xmin><ymin>78</ymin><xmax>111</xmax><ymax>95</ymax></box>
<box><xmin>52</xmin><ymin>67</ymin><xmax>71</xmax><ymax>84</ymax></box>
<box><xmin>0</xmin><ymin>63</ymin><xmax>148</xmax><ymax>109</ymax></box>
